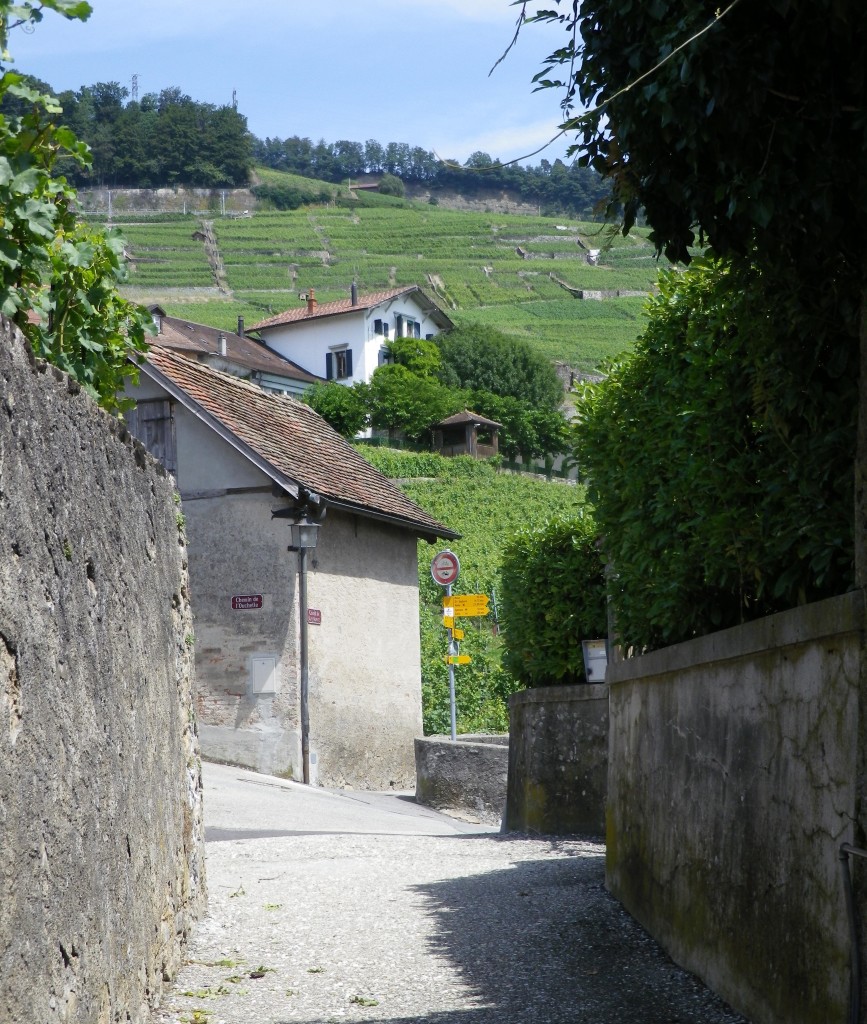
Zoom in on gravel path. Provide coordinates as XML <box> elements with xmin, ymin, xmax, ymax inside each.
<box><xmin>150</xmin><ymin>764</ymin><xmax>750</xmax><ymax>1024</ymax></box>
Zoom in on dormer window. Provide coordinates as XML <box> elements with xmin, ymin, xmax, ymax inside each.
<box><xmin>151</xmin><ymin>312</ymin><xmax>162</xmax><ymax>334</ymax></box>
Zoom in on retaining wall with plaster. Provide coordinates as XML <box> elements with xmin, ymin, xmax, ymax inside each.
<box><xmin>414</xmin><ymin>735</ymin><xmax>508</xmax><ymax>824</ymax></box>
<box><xmin>0</xmin><ymin>320</ymin><xmax>206</xmax><ymax>1023</ymax></box>
<box><xmin>505</xmin><ymin>684</ymin><xmax>608</xmax><ymax>835</ymax></box>
<box><xmin>606</xmin><ymin>592</ymin><xmax>862</xmax><ymax>1024</ymax></box>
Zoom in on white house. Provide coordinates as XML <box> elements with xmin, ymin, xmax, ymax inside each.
<box><xmin>124</xmin><ymin>347</ymin><xmax>457</xmax><ymax>788</ymax></box>
<box><xmin>247</xmin><ymin>285</ymin><xmax>454</xmax><ymax>386</ymax></box>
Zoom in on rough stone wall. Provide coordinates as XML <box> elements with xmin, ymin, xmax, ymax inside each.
<box><xmin>606</xmin><ymin>592</ymin><xmax>861</xmax><ymax>1024</ymax></box>
<box><xmin>414</xmin><ymin>736</ymin><xmax>508</xmax><ymax>825</ymax></box>
<box><xmin>0</xmin><ymin>319</ymin><xmax>206</xmax><ymax>1024</ymax></box>
<box><xmin>505</xmin><ymin>684</ymin><xmax>608</xmax><ymax>835</ymax></box>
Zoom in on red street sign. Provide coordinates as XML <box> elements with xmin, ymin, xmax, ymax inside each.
<box><xmin>307</xmin><ymin>608</ymin><xmax>322</xmax><ymax>626</ymax></box>
<box><xmin>431</xmin><ymin>550</ymin><xmax>460</xmax><ymax>587</ymax></box>
<box><xmin>231</xmin><ymin>595</ymin><xmax>263</xmax><ymax>610</ymax></box>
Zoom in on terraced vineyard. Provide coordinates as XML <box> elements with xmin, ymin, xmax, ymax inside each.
<box><xmin>110</xmin><ymin>182</ymin><xmax>665</xmax><ymax>369</ymax></box>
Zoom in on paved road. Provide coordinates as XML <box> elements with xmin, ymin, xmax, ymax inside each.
<box><xmin>151</xmin><ymin>761</ymin><xmax>750</xmax><ymax>1024</ymax></box>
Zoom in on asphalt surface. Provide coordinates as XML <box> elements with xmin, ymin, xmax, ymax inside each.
<box><xmin>150</xmin><ymin>761</ymin><xmax>750</xmax><ymax>1024</ymax></box>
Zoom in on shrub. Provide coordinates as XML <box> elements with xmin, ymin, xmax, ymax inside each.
<box><xmin>500</xmin><ymin>513</ymin><xmax>606</xmax><ymax>686</ymax></box>
<box><xmin>575</xmin><ymin>258</ymin><xmax>855</xmax><ymax>651</ymax></box>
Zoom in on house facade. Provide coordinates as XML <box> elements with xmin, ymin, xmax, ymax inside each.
<box><xmin>124</xmin><ymin>348</ymin><xmax>456</xmax><ymax>788</ymax></box>
<box><xmin>248</xmin><ymin>285</ymin><xmax>454</xmax><ymax>386</ymax></box>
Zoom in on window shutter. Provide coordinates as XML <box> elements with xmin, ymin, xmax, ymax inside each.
<box><xmin>345</xmin><ymin>349</ymin><xmax>353</xmax><ymax>378</ymax></box>
<box><xmin>414</xmin><ymin>321</ymin><xmax>421</xmax><ymax>338</ymax></box>
<box><xmin>374</xmin><ymin>319</ymin><xmax>383</xmax><ymax>335</ymax></box>
<box><xmin>325</xmin><ymin>352</ymin><xmax>333</xmax><ymax>379</ymax></box>
<box><xmin>396</xmin><ymin>314</ymin><xmax>404</xmax><ymax>337</ymax></box>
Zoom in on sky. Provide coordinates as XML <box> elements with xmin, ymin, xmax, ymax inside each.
<box><xmin>10</xmin><ymin>0</ymin><xmax>575</xmax><ymax>166</ymax></box>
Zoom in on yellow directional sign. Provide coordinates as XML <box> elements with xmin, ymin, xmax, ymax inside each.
<box><xmin>443</xmin><ymin>593</ymin><xmax>490</xmax><ymax>617</ymax></box>
<box><xmin>452</xmin><ymin>628</ymin><xmax>465</xmax><ymax>640</ymax></box>
<box><xmin>446</xmin><ymin>655</ymin><xmax>472</xmax><ymax>665</ymax></box>
<box><xmin>442</xmin><ymin>615</ymin><xmax>455</xmax><ymax>629</ymax></box>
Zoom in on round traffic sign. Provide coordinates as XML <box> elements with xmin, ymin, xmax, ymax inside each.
<box><xmin>431</xmin><ymin>549</ymin><xmax>460</xmax><ymax>587</ymax></box>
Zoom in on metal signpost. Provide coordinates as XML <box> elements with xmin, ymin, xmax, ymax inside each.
<box><xmin>430</xmin><ymin>550</ymin><xmax>492</xmax><ymax>741</ymax></box>
<box><xmin>431</xmin><ymin>550</ymin><xmax>460</xmax><ymax>740</ymax></box>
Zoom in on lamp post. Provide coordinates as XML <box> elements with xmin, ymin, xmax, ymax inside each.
<box><xmin>273</xmin><ymin>492</ymin><xmax>323</xmax><ymax>785</ymax></box>
<box><xmin>291</xmin><ymin>513</ymin><xmax>320</xmax><ymax>785</ymax></box>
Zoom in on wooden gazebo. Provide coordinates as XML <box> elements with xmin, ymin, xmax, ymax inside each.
<box><xmin>432</xmin><ymin>409</ymin><xmax>502</xmax><ymax>459</ymax></box>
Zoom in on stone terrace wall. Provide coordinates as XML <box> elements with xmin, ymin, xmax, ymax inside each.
<box><xmin>0</xmin><ymin>319</ymin><xmax>206</xmax><ymax>1023</ymax></box>
<box><xmin>606</xmin><ymin>593</ymin><xmax>862</xmax><ymax>1024</ymax></box>
<box><xmin>506</xmin><ymin>684</ymin><xmax>608</xmax><ymax>836</ymax></box>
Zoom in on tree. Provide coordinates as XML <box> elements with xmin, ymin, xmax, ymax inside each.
<box><xmin>0</xmin><ymin>0</ymin><xmax>151</xmax><ymax>411</ymax></box>
<box><xmin>385</xmin><ymin>336</ymin><xmax>442</xmax><ymax>378</ymax></box>
<box><xmin>437</xmin><ymin>323</ymin><xmax>563</xmax><ymax>409</ymax></box>
<box><xmin>302</xmin><ymin>381</ymin><xmax>369</xmax><ymax>438</ymax></box>
<box><xmin>526</xmin><ymin>0</ymin><xmax>867</xmax><ymax>582</ymax></box>
<box><xmin>367</xmin><ymin>364</ymin><xmax>458</xmax><ymax>441</ymax></box>
<box><xmin>378</xmin><ymin>172</ymin><xmax>405</xmax><ymax>198</ymax></box>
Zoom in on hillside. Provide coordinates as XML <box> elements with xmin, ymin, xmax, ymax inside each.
<box><xmin>86</xmin><ymin>173</ymin><xmax>660</xmax><ymax>372</ymax></box>
<box><xmin>356</xmin><ymin>447</ymin><xmax>589</xmax><ymax>733</ymax></box>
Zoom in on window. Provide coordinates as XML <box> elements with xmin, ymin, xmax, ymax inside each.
<box><xmin>326</xmin><ymin>348</ymin><xmax>353</xmax><ymax>380</ymax></box>
<box><xmin>374</xmin><ymin>318</ymin><xmax>383</xmax><ymax>335</ymax></box>
<box><xmin>378</xmin><ymin>346</ymin><xmax>391</xmax><ymax>366</ymax></box>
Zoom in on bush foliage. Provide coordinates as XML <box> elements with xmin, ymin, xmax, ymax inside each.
<box><xmin>358</xmin><ymin>446</ymin><xmax>590</xmax><ymax>732</ymax></box>
<box><xmin>500</xmin><ymin>513</ymin><xmax>607</xmax><ymax>687</ymax></box>
<box><xmin>575</xmin><ymin>259</ymin><xmax>855</xmax><ymax>651</ymax></box>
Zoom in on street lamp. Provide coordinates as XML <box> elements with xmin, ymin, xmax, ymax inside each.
<box><xmin>272</xmin><ymin>491</ymin><xmax>323</xmax><ymax>785</ymax></box>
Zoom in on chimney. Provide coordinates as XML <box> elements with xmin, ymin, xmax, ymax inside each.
<box><xmin>350</xmin><ymin>282</ymin><xmax>358</xmax><ymax>306</ymax></box>
<box><xmin>307</xmin><ymin>288</ymin><xmax>317</xmax><ymax>314</ymax></box>
<box><xmin>237</xmin><ymin>316</ymin><xmax>244</xmax><ymax>337</ymax></box>
<box><xmin>218</xmin><ymin>333</ymin><xmax>227</xmax><ymax>357</ymax></box>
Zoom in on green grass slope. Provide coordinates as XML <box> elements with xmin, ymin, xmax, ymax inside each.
<box><xmin>356</xmin><ymin>447</ymin><xmax>590</xmax><ymax>733</ymax></box>
<box><xmin>104</xmin><ymin>167</ymin><xmax>662</xmax><ymax>370</ymax></box>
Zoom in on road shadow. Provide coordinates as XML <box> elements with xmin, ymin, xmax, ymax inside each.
<box><xmin>288</xmin><ymin>832</ymin><xmax>750</xmax><ymax>1024</ymax></box>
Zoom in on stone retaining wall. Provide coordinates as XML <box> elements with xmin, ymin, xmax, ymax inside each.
<box><xmin>606</xmin><ymin>592</ymin><xmax>863</xmax><ymax>1024</ymax></box>
<box><xmin>0</xmin><ymin>320</ymin><xmax>206</xmax><ymax>1023</ymax></box>
<box><xmin>414</xmin><ymin>735</ymin><xmax>508</xmax><ymax>825</ymax></box>
<box><xmin>505</xmin><ymin>684</ymin><xmax>608</xmax><ymax>835</ymax></box>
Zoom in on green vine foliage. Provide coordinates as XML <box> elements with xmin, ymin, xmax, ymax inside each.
<box><xmin>500</xmin><ymin>513</ymin><xmax>606</xmax><ymax>687</ymax></box>
<box><xmin>575</xmin><ymin>258</ymin><xmax>855</xmax><ymax>651</ymax></box>
<box><xmin>0</xmin><ymin>5</ymin><xmax>151</xmax><ymax>412</ymax></box>
<box><xmin>359</xmin><ymin>447</ymin><xmax>590</xmax><ymax>732</ymax></box>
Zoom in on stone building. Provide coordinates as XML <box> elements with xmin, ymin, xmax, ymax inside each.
<box><xmin>125</xmin><ymin>347</ymin><xmax>457</xmax><ymax>788</ymax></box>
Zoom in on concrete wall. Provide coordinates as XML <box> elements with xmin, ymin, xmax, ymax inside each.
<box><xmin>505</xmin><ymin>684</ymin><xmax>608</xmax><ymax>835</ymax></box>
<box><xmin>0</xmin><ymin>320</ymin><xmax>205</xmax><ymax>1023</ymax></box>
<box><xmin>414</xmin><ymin>736</ymin><xmax>508</xmax><ymax>824</ymax></box>
<box><xmin>606</xmin><ymin>592</ymin><xmax>862</xmax><ymax>1024</ymax></box>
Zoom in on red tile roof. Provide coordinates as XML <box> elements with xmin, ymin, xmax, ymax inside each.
<box><xmin>248</xmin><ymin>286</ymin><xmax>453</xmax><ymax>332</ymax></box>
<box><xmin>141</xmin><ymin>347</ymin><xmax>457</xmax><ymax>541</ymax></box>
<box><xmin>152</xmin><ymin>313</ymin><xmax>321</xmax><ymax>382</ymax></box>
<box><xmin>436</xmin><ymin>409</ymin><xmax>503</xmax><ymax>429</ymax></box>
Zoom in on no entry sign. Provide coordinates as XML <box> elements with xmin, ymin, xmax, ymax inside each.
<box><xmin>431</xmin><ymin>550</ymin><xmax>460</xmax><ymax>587</ymax></box>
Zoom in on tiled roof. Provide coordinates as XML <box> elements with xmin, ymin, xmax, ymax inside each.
<box><xmin>142</xmin><ymin>347</ymin><xmax>457</xmax><ymax>541</ymax></box>
<box><xmin>436</xmin><ymin>409</ymin><xmax>503</xmax><ymax>429</ymax></box>
<box><xmin>152</xmin><ymin>312</ymin><xmax>322</xmax><ymax>382</ymax></box>
<box><xmin>248</xmin><ymin>286</ymin><xmax>453</xmax><ymax>332</ymax></box>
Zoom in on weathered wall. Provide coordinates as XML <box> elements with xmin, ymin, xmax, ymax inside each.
<box><xmin>606</xmin><ymin>592</ymin><xmax>862</xmax><ymax>1024</ymax></box>
<box><xmin>184</xmin><ymin>489</ymin><xmax>424</xmax><ymax>789</ymax></box>
<box><xmin>505</xmin><ymin>684</ymin><xmax>608</xmax><ymax>835</ymax></box>
<box><xmin>0</xmin><ymin>320</ymin><xmax>205</xmax><ymax>1024</ymax></box>
<box><xmin>414</xmin><ymin>736</ymin><xmax>508</xmax><ymax>824</ymax></box>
